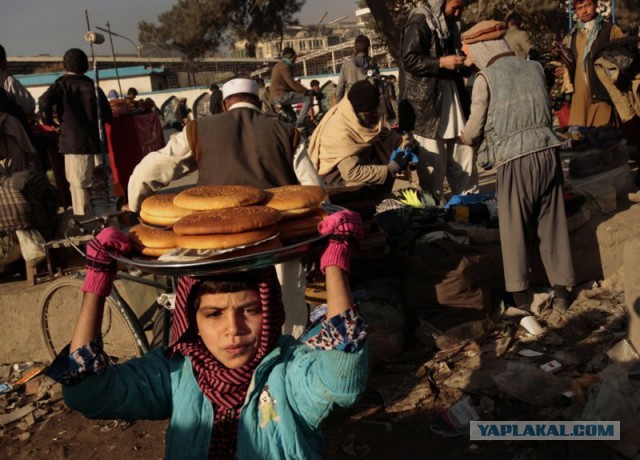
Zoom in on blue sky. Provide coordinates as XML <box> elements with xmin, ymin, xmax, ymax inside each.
<box><xmin>1</xmin><ymin>0</ymin><xmax>360</xmax><ymax>57</ymax></box>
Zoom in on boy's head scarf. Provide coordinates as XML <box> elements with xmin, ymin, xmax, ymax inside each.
<box><xmin>166</xmin><ymin>267</ymin><xmax>285</xmax><ymax>459</ymax></box>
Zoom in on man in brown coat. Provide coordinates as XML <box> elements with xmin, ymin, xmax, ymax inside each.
<box><xmin>269</xmin><ymin>47</ymin><xmax>311</xmax><ymax>127</ymax></box>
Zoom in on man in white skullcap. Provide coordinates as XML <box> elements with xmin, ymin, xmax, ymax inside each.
<box><xmin>126</xmin><ymin>78</ymin><xmax>324</xmax><ymax>336</ymax></box>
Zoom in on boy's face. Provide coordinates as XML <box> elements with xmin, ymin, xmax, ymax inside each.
<box><xmin>311</xmin><ymin>84</ymin><xmax>320</xmax><ymax>91</ymax></box>
<box><xmin>196</xmin><ymin>290</ymin><xmax>263</xmax><ymax>369</ymax></box>
<box><xmin>574</xmin><ymin>0</ymin><xmax>596</xmax><ymax>23</ymax></box>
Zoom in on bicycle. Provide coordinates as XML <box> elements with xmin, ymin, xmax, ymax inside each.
<box><xmin>39</xmin><ymin>212</ymin><xmax>175</xmax><ymax>362</ymax></box>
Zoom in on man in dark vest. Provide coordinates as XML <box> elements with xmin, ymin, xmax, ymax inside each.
<box><xmin>126</xmin><ymin>78</ymin><xmax>323</xmax><ymax>337</ymax></box>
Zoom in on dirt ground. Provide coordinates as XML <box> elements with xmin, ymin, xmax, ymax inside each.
<box><xmin>1</xmin><ymin>281</ymin><xmax>637</xmax><ymax>460</ymax></box>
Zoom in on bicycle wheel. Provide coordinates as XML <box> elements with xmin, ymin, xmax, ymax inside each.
<box><xmin>39</xmin><ymin>277</ymin><xmax>145</xmax><ymax>362</ymax></box>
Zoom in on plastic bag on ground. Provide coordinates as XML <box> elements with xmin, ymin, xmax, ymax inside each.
<box><xmin>15</xmin><ymin>229</ymin><xmax>46</xmax><ymax>264</ymax></box>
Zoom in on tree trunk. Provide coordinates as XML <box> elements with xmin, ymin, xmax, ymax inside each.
<box><xmin>365</xmin><ymin>0</ymin><xmax>402</xmax><ymax>66</ymax></box>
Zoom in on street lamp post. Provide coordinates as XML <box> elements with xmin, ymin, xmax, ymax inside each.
<box><xmin>98</xmin><ymin>22</ymin><xmax>123</xmax><ymax>96</ymax></box>
<box><xmin>96</xmin><ymin>25</ymin><xmax>142</xmax><ymax>58</ymax></box>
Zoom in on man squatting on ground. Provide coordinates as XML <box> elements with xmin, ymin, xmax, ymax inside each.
<box><xmin>47</xmin><ymin>210</ymin><xmax>368</xmax><ymax>459</ymax></box>
<box><xmin>125</xmin><ymin>78</ymin><xmax>324</xmax><ymax>337</ymax></box>
<box><xmin>309</xmin><ymin>80</ymin><xmax>413</xmax><ymax>192</ymax></box>
<box><xmin>399</xmin><ymin>0</ymin><xmax>479</xmax><ymax>200</ymax></box>
<box><xmin>459</xmin><ymin>20</ymin><xmax>575</xmax><ymax>312</ymax></box>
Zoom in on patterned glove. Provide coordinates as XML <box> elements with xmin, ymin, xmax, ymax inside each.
<box><xmin>318</xmin><ymin>210</ymin><xmax>364</xmax><ymax>274</ymax></box>
<box><xmin>82</xmin><ymin>228</ymin><xmax>131</xmax><ymax>297</ymax></box>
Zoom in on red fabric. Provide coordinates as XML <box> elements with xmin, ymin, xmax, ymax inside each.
<box><xmin>556</xmin><ymin>102</ymin><xmax>571</xmax><ymax>128</ymax></box>
<box><xmin>105</xmin><ymin>112</ymin><xmax>164</xmax><ymax>197</ymax></box>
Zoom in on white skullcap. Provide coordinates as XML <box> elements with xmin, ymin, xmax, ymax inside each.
<box><xmin>221</xmin><ymin>78</ymin><xmax>259</xmax><ymax>99</ymax></box>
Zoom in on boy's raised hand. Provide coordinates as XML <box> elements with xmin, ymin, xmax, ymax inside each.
<box><xmin>317</xmin><ymin>210</ymin><xmax>364</xmax><ymax>274</ymax></box>
<box><xmin>82</xmin><ymin>228</ymin><xmax>131</xmax><ymax>297</ymax></box>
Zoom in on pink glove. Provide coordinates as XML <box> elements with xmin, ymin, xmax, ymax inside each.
<box><xmin>82</xmin><ymin>228</ymin><xmax>131</xmax><ymax>297</ymax></box>
<box><xmin>318</xmin><ymin>210</ymin><xmax>364</xmax><ymax>274</ymax></box>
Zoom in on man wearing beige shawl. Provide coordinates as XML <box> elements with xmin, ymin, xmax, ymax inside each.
<box><xmin>309</xmin><ymin>81</ymin><xmax>408</xmax><ymax>191</ymax></box>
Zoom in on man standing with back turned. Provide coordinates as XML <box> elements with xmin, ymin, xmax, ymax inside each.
<box><xmin>399</xmin><ymin>0</ymin><xmax>478</xmax><ymax>201</ymax></box>
<box><xmin>39</xmin><ymin>48</ymin><xmax>112</xmax><ymax>216</ymax></box>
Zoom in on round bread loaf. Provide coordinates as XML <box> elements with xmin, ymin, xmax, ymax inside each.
<box><xmin>139</xmin><ymin>210</ymin><xmax>183</xmax><ymax>227</ymax></box>
<box><xmin>278</xmin><ymin>209</ymin><xmax>327</xmax><ymax>241</ymax></box>
<box><xmin>279</xmin><ymin>204</ymin><xmax>321</xmax><ymax>220</ymax></box>
<box><xmin>127</xmin><ymin>224</ymin><xmax>177</xmax><ymax>248</ymax></box>
<box><xmin>131</xmin><ymin>242</ymin><xmax>175</xmax><ymax>257</ymax></box>
<box><xmin>173</xmin><ymin>206</ymin><xmax>281</xmax><ymax>236</ymax></box>
<box><xmin>141</xmin><ymin>194</ymin><xmax>193</xmax><ymax>218</ymax></box>
<box><xmin>263</xmin><ymin>185</ymin><xmax>327</xmax><ymax>212</ymax></box>
<box><xmin>173</xmin><ymin>185</ymin><xmax>265</xmax><ymax>211</ymax></box>
<box><xmin>176</xmin><ymin>225</ymin><xmax>277</xmax><ymax>250</ymax></box>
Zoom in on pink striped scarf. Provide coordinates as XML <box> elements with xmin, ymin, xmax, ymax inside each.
<box><xmin>166</xmin><ymin>267</ymin><xmax>285</xmax><ymax>459</ymax></box>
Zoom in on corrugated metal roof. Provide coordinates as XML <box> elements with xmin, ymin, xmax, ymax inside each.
<box><xmin>15</xmin><ymin>65</ymin><xmax>165</xmax><ymax>87</ymax></box>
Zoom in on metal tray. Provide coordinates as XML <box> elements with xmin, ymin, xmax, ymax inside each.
<box><xmin>111</xmin><ymin>203</ymin><xmax>342</xmax><ymax>277</ymax></box>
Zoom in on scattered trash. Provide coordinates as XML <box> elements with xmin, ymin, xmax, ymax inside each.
<box><xmin>14</xmin><ymin>365</ymin><xmax>45</xmax><ymax>385</ymax></box>
<box><xmin>441</xmin><ymin>396</ymin><xmax>479</xmax><ymax>429</ymax></box>
<box><xmin>0</xmin><ymin>383</ymin><xmax>14</xmax><ymax>395</ymax></box>
<box><xmin>520</xmin><ymin>316</ymin><xmax>544</xmax><ymax>336</ymax></box>
<box><xmin>518</xmin><ymin>349</ymin><xmax>544</xmax><ymax>357</ymax></box>
<box><xmin>491</xmin><ymin>361</ymin><xmax>571</xmax><ymax>406</ymax></box>
<box><xmin>540</xmin><ymin>360</ymin><xmax>563</xmax><ymax>373</ymax></box>
<box><xmin>530</xmin><ymin>292</ymin><xmax>552</xmax><ymax>316</ymax></box>
<box><xmin>0</xmin><ymin>404</ymin><xmax>35</xmax><ymax>427</ymax></box>
<box><xmin>606</xmin><ymin>339</ymin><xmax>640</xmax><ymax>366</ymax></box>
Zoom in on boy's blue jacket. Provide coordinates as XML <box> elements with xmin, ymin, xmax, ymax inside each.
<box><xmin>63</xmin><ymin>335</ymin><xmax>368</xmax><ymax>459</ymax></box>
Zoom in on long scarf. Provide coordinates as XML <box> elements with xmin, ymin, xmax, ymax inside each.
<box><xmin>166</xmin><ymin>268</ymin><xmax>285</xmax><ymax>460</ymax></box>
<box><xmin>574</xmin><ymin>14</ymin><xmax>605</xmax><ymax>73</ymax></box>
<box><xmin>308</xmin><ymin>97</ymin><xmax>382</xmax><ymax>176</ymax></box>
<box><xmin>410</xmin><ymin>0</ymin><xmax>450</xmax><ymax>49</ymax></box>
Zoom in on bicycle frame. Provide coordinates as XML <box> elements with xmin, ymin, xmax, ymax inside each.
<box><xmin>65</xmin><ymin>269</ymin><xmax>174</xmax><ymax>355</ymax></box>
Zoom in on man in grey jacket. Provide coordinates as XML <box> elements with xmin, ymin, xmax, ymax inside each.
<box><xmin>460</xmin><ymin>21</ymin><xmax>575</xmax><ymax>313</ymax></box>
<box><xmin>335</xmin><ymin>35</ymin><xmax>379</xmax><ymax>103</ymax></box>
<box><xmin>399</xmin><ymin>0</ymin><xmax>478</xmax><ymax>200</ymax></box>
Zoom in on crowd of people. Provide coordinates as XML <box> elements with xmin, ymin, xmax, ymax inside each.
<box><xmin>0</xmin><ymin>0</ymin><xmax>637</xmax><ymax>457</ymax></box>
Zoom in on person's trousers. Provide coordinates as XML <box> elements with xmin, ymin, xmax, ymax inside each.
<box><xmin>275</xmin><ymin>259</ymin><xmax>308</xmax><ymax>339</ymax></box>
<box><xmin>412</xmin><ymin>134</ymin><xmax>479</xmax><ymax>198</ymax></box>
<box><xmin>64</xmin><ymin>153</ymin><xmax>98</xmax><ymax>216</ymax></box>
<box><xmin>272</xmin><ymin>92</ymin><xmax>312</xmax><ymax>126</ymax></box>
<box><xmin>496</xmin><ymin>149</ymin><xmax>576</xmax><ymax>292</ymax></box>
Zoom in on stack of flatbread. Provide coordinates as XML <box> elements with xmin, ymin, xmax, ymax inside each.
<box><xmin>130</xmin><ymin>185</ymin><xmax>328</xmax><ymax>258</ymax></box>
<box><xmin>262</xmin><ymin>185</ymin><xmax>328</xmax><ymax>242</ymax></box>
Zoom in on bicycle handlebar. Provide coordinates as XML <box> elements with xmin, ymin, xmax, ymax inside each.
<box><xmin>68</xmin><ymin>210</ymin><xmax>127</xmax><ymax>235</ymax></box>
<box><xmin>65</xmin><ymin>210</ymin><xmax>129</xmax><ymax>257</ymax></box>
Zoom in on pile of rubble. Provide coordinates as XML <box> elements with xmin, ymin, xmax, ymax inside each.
<box><xmin>351</xmin><ymin>276</ymin><xmax>640</xmax><ymax>459</ymax></box>
<box><xmin>0</xmin><ymin>363</ymin><xmax>65</xmax><ymax>443</ymax></box>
